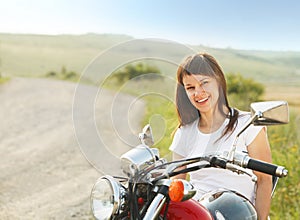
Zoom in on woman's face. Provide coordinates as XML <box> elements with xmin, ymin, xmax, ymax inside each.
<box><xmin>182</xmin><ymin>74</ymin><xmax>220</xmax><ymax>114</ymax></box>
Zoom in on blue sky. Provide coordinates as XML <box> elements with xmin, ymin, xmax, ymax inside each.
<box><xmin>1</xmin><ymin>0</ymin><xmax>300</xmax><ymax>51</ymax></box>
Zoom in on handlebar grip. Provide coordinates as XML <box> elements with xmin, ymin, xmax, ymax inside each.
<box><xmin>247</xmin><ymin>158</ymin><xmax>288</xmax><ymax>177</ymax></box>
<box><xmin>210</xmin><ymin>156</ymin><xmax>227</xmax><ymax>168</ymax></box>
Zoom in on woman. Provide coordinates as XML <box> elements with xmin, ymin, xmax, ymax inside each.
<box><xmin>169</xmin><ymin>53</ymin><xmax>272</xmax><ymax>219</ymax></box>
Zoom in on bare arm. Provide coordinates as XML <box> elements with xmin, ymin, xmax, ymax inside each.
<box><xmin>248</xmin><ymin>128</ymin><xmax>273</xmax><ymax>220</ymax></box>
<box><xmin>171</xmin><ymin>152</ymin><xmax>187</xmax><ymax>180</ymax></box>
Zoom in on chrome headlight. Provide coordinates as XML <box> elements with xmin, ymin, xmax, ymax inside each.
<box><xmin>90</xmin><ymin>175</ymin><xmax>125</xmax><ymax>220</ymax></box>
<box><xmin>120</xmin><ymin>144</ymin><xmax>159</xmax><ymax>177</ymax></box>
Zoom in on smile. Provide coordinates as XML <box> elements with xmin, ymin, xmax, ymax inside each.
<box><xmin>196</xmin><ymin>97</ymin><xmax>209</xmax><ymax>103</ymax></box>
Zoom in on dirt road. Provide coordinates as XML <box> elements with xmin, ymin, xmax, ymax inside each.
<box><xmin>0</xmin><ymin>77</ymin><xmax>145</xmax><ymax>219</ymax></box>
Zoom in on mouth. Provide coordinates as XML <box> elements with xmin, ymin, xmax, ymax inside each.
<box><xmin>196</xmin><ymin>97</ymin><xmax>209</xmax><ymax>103</ymax></box>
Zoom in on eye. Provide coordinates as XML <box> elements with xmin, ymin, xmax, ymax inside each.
<box><xmin>202</xmin><ymin>80</ymin><xmax>209</xmax><ymax>85</ymax></box>
<box><xmin>185</xmin><ymin>86</ymin><xmax>194</xmax><ymax>91</ymax></box>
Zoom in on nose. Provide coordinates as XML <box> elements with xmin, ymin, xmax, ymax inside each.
<box><xmin>194</xmin><ymin>85</ymin><xmax>205</xmax><ymax>96</ymax></box>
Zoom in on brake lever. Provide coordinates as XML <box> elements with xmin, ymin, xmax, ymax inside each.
<box><xmin>210</xmin><ymin>155</ymin><xmax>257</xmax><ymax>182</ymax></box>
<box><xmin>225</xmin><ymin>163</ymin><xmax>257</xmax><ymax>182</ymax></box>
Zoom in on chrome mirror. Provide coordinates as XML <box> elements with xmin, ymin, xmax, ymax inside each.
<box><xmin>228</xmin><ymin>100</ymin><xmax>289</xmax><ymax>161</ymax></box>
<box><xmin>250</xmin><ymin>101</ymin><xmax>289</xmax><ymax>125</ymax></box>
<box><xmin>139</xmin><ymin>124</ymin><xmax>154</xmax><ymax>147</ymax></box>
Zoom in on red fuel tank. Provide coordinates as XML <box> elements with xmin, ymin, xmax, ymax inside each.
<box><xmin>160</xmin><ymin>199</ymin><xmax>213</xmax><ymax>220</ymax></box>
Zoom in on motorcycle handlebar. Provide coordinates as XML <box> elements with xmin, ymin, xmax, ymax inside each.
<box><xmin>210</xmin><ymin>154</ymin><xmax>288</xmax><ymax>178</ymax></box>
<box><xmin>246</xmin><ymin>158</ymin><xmax>288</xmax><ymax>177</ymax></box>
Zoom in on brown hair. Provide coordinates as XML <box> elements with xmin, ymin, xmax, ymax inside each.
<box><xmin>175</xmin><ymin>52</ymin><xmax>238</xmax><ymax>138</ymax></box>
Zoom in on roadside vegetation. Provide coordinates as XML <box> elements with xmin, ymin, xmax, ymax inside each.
<box><xmin>44</xmin><ymin>66</ymin><xmax>80</xmax><ymax>82</ymax></box>
<box><xmin>268</xmin><ymin>110</ymin><xmax>300</xmax><ymax>219</ymax></box>
<box><xmin>0</xmin><ymin>73</ymin><xmax>10</xmax><ymax>84</ymax></box>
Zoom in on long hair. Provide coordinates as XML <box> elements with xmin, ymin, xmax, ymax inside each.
<box><xmin>175</xmin><ymin>52</ymin><xmax>238</xmax><ymax>138</ymax></box>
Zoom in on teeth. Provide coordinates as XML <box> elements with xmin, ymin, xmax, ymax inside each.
<box><xmin>197</xmin><ymin>97</ymin><xmax>208</xmax><ymax>103</ymax></box>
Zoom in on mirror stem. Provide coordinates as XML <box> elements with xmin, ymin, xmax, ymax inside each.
<box><xmin>227</xmin><ymin>112</ymin><xmax>261</xmax><ymax>161</ymax></box>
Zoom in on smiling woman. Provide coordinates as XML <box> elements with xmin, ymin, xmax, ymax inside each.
<box><xmin>170</xmin><ymin>52</ymin><xmax>274</xmax><ymax>220</ymax></box>
<box><xmin>183</xmin><ymin>75</ymin><xmax>218</xmax><ymax>116</ymax></box>
<box><xmin>175</xmin><ymin>53</ymin><xmax>233</xmax><ymax>129</ymax></box>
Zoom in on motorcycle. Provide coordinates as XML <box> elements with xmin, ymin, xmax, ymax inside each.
<box><xmin>90</xmin><ymin>100</ymin><xmax>289</xmax><ymax>220</ymax></box>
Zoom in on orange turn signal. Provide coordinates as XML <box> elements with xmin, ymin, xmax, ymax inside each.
<box><xmin>169</xmin><ymin>179</ymin><xmax>184</xmax><ymax>202</ymax></box>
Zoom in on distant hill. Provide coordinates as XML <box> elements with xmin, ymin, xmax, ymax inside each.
<box><xmin>0</xmin><ymin>33</ymin><xmax>299</xmax><ymax>86</ymax></box>
<box><xmin>0</xmin><ymin>33</ymin><xmax>132</xmax><ymax>78</ymax></box>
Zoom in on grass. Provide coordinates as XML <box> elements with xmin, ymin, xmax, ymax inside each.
<box><xmin>264</xmin><ymin>85</ymin><xmax>300</xmax><ymax>111</ymax></box>
<box><xmin>141</xmin><ymin>96</ymin><xmax>178</xmax><ymax>160</ymax></box>
<box><xmin>0</xmin><ymin>75</ymin><xmax>10</xmax><ymax>84</ymax></box>
<box><xmin>268</xmin><ymin>108</ymin><xmax>300</xmax><ymax>219</ymax></box>
<box><xmin>101</xmin><ymin>76</ymin><xmax>178</xmax><ymax>160</ymax></box>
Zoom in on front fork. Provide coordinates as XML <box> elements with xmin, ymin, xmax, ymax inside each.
<box><xmin>143</xmin><ymin>193</ymin><xmax>167</xmax><ymax>220</ymax></box>
<box><xmin>143</xmin><ymin>182</ymin><xmax>170</xmax><ymax>220</ymax></box>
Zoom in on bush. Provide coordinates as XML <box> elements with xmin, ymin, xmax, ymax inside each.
<box><xmin>45</xmin><ymin>66</ymin><xmax>79</xmax><ymax>81</ymax></box>
<box><xmin>111</xmin><ymin>62</ymin><xmax>161</xmax><ymax>84</ymax></box>
<box><xmin>226</xmin><ymin>73</ymin><xmax>265</xmax><ymax>110</ymax></box>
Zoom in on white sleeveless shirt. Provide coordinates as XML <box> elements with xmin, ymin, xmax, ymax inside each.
<box><xmin>169</xmin><ymin>111</ymin><xmax>264</xmax><ymax>203</ymax></box>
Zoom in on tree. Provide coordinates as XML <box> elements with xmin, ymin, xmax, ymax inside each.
<box><xmin>226</xmin><ymin>73</ymin><xmax>265</xmax><ymax>110</ymax></box>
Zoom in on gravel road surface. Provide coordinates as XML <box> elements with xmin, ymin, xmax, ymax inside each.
<box><xmin>0</xmin><ymin>77</ymin><xmax>145</xmax><ymax>219</ymax></box>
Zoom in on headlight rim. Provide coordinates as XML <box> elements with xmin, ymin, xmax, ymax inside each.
<box><xmin>90</xmin><ymin>175</ymin><xmax>123</xmax><ymax>219</ymax></box>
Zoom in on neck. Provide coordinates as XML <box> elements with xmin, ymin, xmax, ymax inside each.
<box><xmin>199</xmin><ymin>106</ymin><xmax>229</xmax><ymax>133</ymax></box>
